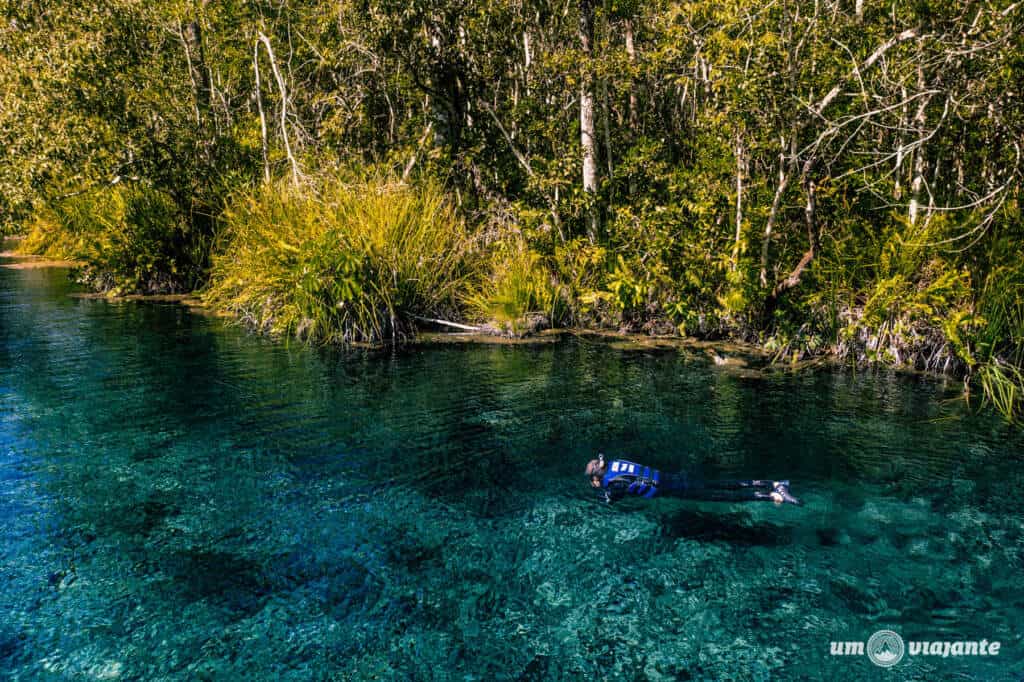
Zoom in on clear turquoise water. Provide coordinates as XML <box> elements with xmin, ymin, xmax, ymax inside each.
<box><xmin>1</xmin><ymin>262</ymin><xmax>1023</xmax><ymax>681</ymax></box>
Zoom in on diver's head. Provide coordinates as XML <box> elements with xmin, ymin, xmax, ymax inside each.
<box><xmin>585</xmin><ymin>453</ymin><xmax>606</xmax><ymax>488</ymax></box>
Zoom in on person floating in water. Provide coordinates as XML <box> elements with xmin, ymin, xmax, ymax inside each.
<box><xmin>585</xmin><ymin>453</ymin><xmax>802</xmax><ymax>505</ymax></box>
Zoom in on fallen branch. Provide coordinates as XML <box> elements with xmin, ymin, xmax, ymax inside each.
<box><xmin>412</xmin><ymin>315</ymin><xmax>482</xmax><ymax>332</ymax></box>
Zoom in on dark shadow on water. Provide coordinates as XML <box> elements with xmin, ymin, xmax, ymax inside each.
<box><xmin>161</xmin><ymin>549</ymin><xmax>272</xmax><ymax>616</ymax></box>
<box><xmin>658</xmin><ymin>508</ymin><xmax>792</xmax><ymax>547</ymax></box>
<box><xmin>0</xmin><ymin>625</ymin><xmax>23</xmax><ymax>669</ymax></box>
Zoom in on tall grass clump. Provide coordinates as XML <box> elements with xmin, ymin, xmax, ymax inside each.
<box><xmin>205</xmin><ymin>174</ymin><xmax>474</xmax><ymax>344</ymax></box>
<box><xmin>465</xmin><ymin>240</ymin><xmax>561</xmax><ymax>334</ymax></box>
<box><xmin>971</xmin><ymin>259</ymin><xmax>1024</xmax><ymax>421</ymax></box>
<box><xmin>18</xmin><ymin>185</ymin><xmax>202</xmax><ymax>294</ymax></box>
<box><xmin>17</xmin><ymin>207</ymin><xmax>73</xmax><ymax>259</ymax></box>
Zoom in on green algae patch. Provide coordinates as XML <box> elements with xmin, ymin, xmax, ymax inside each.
<box><xmin>0</xmin><ymin>256</ymin><xmax>81</xmax><ymax>269</ymax></box>
<box><xmin>68</xmin><ymin>292</ymin><xmax>232</xmax><ymax>318</ymax></box>
<box><xmin>415</xmin><ymin>331</ymin><xmax>562</xmax><ymax>346</ymax></box>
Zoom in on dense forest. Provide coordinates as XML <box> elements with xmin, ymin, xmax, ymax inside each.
<box><xmin>2</xmin><ymin>1</ymin><xmax>1022</xmax><ymax>412</ymax></box>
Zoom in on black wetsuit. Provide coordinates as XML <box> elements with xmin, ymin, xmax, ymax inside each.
<box><xmin>599</xmin><ymin>458</ymin><xmax>773</xmax><ymax>503</ymax></box>
<box><xmin>653</xmin><ymin>473</ymin><xmax>768</xmax><ymax>501</ymax></box>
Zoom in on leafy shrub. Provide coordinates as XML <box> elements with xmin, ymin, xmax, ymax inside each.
<box><xmin>466</xmin><ymin>240</ymin><xmax>560</xmax><ymax>333</ymax></box>
<box><xmin>830</xmin><ymin>217</ymin><xmax>974</xmax><ymax>369</ymax></box>
<box><xmin>551</xmin><ymin>239</ymin><xmax>609</xmax><ymax>326</ymax></box>
<box><xmin>17</xmin><ymin>207</ymin><xmax>72</xmax><ymax>259</ymax></box>
<box><xmin>969</xmin><ymin>257</ymin><xmax>1024</xmax><ymax>420</ymax></box>
<box><xmin>19</xmin><ymin>185</ymin><xmax>201</xmax><ymax>294</ymax></box>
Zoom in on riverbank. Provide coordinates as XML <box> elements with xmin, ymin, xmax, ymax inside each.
<box><xmin>8</xmin><ymin>203</ymin><xmax>1019</xmax><ymax>422</ymax></box>
<box><xmin>0</xmin><ymin>236</ymin><xmax>80</xmax><ymax>269</ymax></box>
<box><xmin>0</xmin><ymin>236</ymin><xmax>959</xmax><ymax>373</ymax></box>
<box><xmin>0</xmin><ymin>256</ymin><xmax>80</xmax><ymax>270</ymax></box>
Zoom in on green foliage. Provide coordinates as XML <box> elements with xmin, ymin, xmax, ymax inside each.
<box><xmin>978</xmin><ymin>360</ymin><xmax>1024</xmax><ymax>424</ymax></box>
<box><xmin>551</xmin><ymin>239</ymin><xmax>609</xmax><ymax>325</ymax></box>
<box><xmin>19</xmin><ymin>185</ymin><xmax>201</xmax><ymax>294</ymax></box>
<box><xmin>808</xmin><ymin>215</ymin><xmax>970</xmax><ymax>366</ymax></box>
<box><xmin>204</xmin><ymin>174</ymin><xmax>473</xmax><ymax>344</ymax></box>
<box><xmin>466</xmin><ymin>241</ymin><xmax>560</xmax><ymax>333</ymax></box>
<box><xmin>17</xmin><ymin>209</ymin><xmax>73</xmax><ymax>259</ymax></box>
<box><xmin>968</xmin><ymin>253</ymin><xmax>1024</xmax><ymax>420</ymax></box>
<box><xmin>3</xmin><ymin>0</ymin><xmax>1023</xmax><ymax>418</ymax></box>
<box><xmin>976</xmin><ymin>260</ymin><xmax>1024</xmax><ymax>366</ymax></box>
<box><xmin>605</xmin><ymin>255</ymin><xmax>651</xmax><ymax>313</ymax></box>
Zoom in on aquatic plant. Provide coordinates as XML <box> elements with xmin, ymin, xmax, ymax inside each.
<box><xmin>204</xmin><ymin>174</ymin><xmax>474</xmax><ymax>344</ymax></box>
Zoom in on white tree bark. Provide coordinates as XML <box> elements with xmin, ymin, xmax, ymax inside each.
<box><xmin>257</xmin><ymin>32</ymin><xmax>301</xmax><ymax>187</ymax></box>
<box><xmin>625</xmin><ymin>17</ymin><xmax>638</xmax><ymax>195</ymax></box>
<box><xmin>252</xmin><ymin>40</ymin><xmax>270</xmax><ymax>184</ymax></box>
<box><xmin>908</xmin><ymin>65</ymin><xmax>930</xmax><ymax>225</ymax></box>
<box><xmin>624</xmin><ymin>18</ymin><xmax>638</xmax><ymax>131</ymax></box>
<box><xmin>760</xmin><ymin>137</ymin><xmax>795</xmax><ymax>288</ymax></box>
<box><xmin>732</xmin><ymin>136</ymin><xmax>745</xmax><ymax>271</ymax></box>
<box><xmin>580</xmin><ymin>0</ymin><xmax>598</xmax><ymax>240</ymax></box>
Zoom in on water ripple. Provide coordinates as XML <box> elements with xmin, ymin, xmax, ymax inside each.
<box><xmin>2</xmin><ymin>266</ymin><xmax>1023</xmax><ymax>679</ymax></box>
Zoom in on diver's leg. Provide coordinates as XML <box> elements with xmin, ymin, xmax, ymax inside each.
<box><xmin>702</xmin><ymin>478</ymin><xmax>772</xmax><ymax>491</ymax></box>
<box><xmin>662</xmin><ymin>473</ymin><xmax>801</xmax><ymax>504</ymax></box>
<box><xmin>699</xmin><ymin>481</ymin><xmax>802</xmax><ymax>505</ymax></box>
<box><xmin>682</xmin><ymin>487</ymin><xmax>770</xmax><ymax>502</ymax></box>
<box><xmin>660</xmin><ymin>473</ymin><xmax>766</xmax><ymax>501</ymax></box>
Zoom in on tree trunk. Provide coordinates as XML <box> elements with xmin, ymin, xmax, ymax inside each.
<box><xmin>580</xmin><ymin>0</ymin><xmax>598</xmax><ymax>241</ymax></box>
<box><xmin>760</xmin><ymin>137</ymin><xmax>795</xmax><ymax>287</ymax></box>
<box><xmin>180</xmin><ymin>20</ymin><xmax>211</xmax><ymax>128</ymax></box>
<box><xmin>908</xmin><ymin>65</ymin><xmax>929</xmax><ymax>226</ymax></box>
<box><xmin>732</xmin><ymin>136</ymin><xmax>745</xmax><ymax>271</ymax></box>
<box><xmin>894</xmin><ymin>84</ymin><xmax>907</xmax><ymax>200</ymax></box>
<box><xmin>253</xmin><ymin>40</ymin><xmax>270</xmax><ymax>184</ymax></box>
<box><xmin>602</xmin><ymin>77</ymin><xmax>613</xmax><ymax>180</ymax></box>
<box><xmin>624</xmin><ymin>17</ymin><xmax>638</xmax><ymax>196</ymax></box>
<box><xmin>624</xmin><ymin>18</ymin><xmax>638</xmax><ymax>132</ymax></box>
<box><xmin>769</xmin><ymin>168</ymin><xmax>819</xmax><ymax>305</ymax></box>
<box><xmin>257</xmin><ymin>33</ymin><xmax>301</xmax><ymax>187</ymax></box>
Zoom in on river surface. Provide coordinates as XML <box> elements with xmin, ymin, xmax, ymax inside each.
<box><xmin>1</xmin><ymin>260</ymin><xmax>1023</xmax><ymax>681</ymax></box>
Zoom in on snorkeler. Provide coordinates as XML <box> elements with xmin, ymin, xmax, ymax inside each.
<box><xmin>585</xmin><ymin>454</ymin><xmax>802</xmax><ymax>505</ymax></box>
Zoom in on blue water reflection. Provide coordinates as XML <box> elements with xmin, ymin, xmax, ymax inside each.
<box><xmin>1</xmin><ymin>263</ymin><xmax>1022</xmax><ymax>680</ymax></box>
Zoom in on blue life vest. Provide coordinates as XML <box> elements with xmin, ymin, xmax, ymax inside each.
<box><xmin>601</xmin><ymin>459</ymin><xmax>661</xmax><ymax>498</ymax></box>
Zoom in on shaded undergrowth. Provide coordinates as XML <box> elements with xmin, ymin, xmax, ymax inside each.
<box><xmin>18</xmin><ymin>184</ymin><xmax>204</xmax><ymax>294</ymax></box>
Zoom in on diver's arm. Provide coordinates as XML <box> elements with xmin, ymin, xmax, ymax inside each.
<box><xmin>598</xmin><ymin>478</ymin><xmax>631</xmax><ymax>503</ymax></box>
